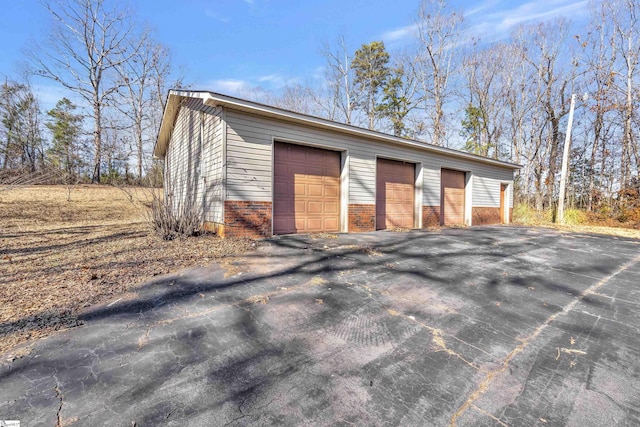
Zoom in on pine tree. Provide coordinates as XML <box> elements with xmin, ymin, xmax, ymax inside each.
<box><xmin>351</xmin><ymin>41</ymin><xmax>390</xmax><ymax>130</ymax></box>
<box><xmin>46</xmin><ymin>98</ymin><xmax>83</xmax><ymax>177</ymax></box>
<box><xmin>376</xmin><ymin>66</ymin><xmax>416</xmax><ymax>137</ymax></box>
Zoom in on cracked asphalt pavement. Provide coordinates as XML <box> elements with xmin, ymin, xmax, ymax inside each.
<box><xmin>1</xmin><ymin>226</ymin><xmax>640</xmax><ymax>426</ymax></box>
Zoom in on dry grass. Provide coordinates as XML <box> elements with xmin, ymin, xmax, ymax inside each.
<box><xmin>512</xmin><ymin>204</ymin><xmax>640</xmax><ymax>239</ymax></box>
<box><xmin>387</xmin><ymin>226</ymin><xmax>412</xmax><ymax>232</ymax></box>
<box><xmin>0</xmin><ymin>185</ymin><xmax>254</xmax><ymax>355</ymax></box>
<box><xmin>247</xmin><ymin>294</ymin><xmax>270</xmax><ymax>305</ymax></box>
<box><xmin>551</xmin><ymin>223</ymin><xmax>640</xmax><ymax>239</ymax></box>
<box><xmin>308</xmin><ymin>232</ymin><xmax>339</xmax><ymax>239</ymax></box>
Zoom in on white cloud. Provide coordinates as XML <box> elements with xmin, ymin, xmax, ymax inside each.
<box><xmin>202</xmin><ymin>73</ymin><xmax>300</xmax><ymax>96</ymax></box>
<box><xmin>32</xmin><ymin>82</ymin><xmax>81</xmax><ymax>113</ymax></box>
<box><xmin>501</xmin><ymin>0</ymin><xmax>588</xmax><ymax>28</ymax></box>
<box><xmin>466</xmin><ymin>0</ymin><xmax>501</xmax><ymax>18</ymax></box>
<box><xmin>207</xmin><ymin>79</ymin><xmax>249</xmax><ymax>94</ymax></box>
<box><xmin>311</xmin><ymin>66</ymin><xmax>325</xmax><ymax>81</ymax></box>
<box><xmin>379</xmin><ymin>0</ymin><xmax>589</xmax><ymax>47</ymax></box>
<box><xmin>204</xmin><ymin>9</ymin><xmax>231</xmax><ymax>23</ymax></box>
<box><xmin>257</xmin><ymin>73</ymin><xmax>283</xmax><ymax>83</ymax></box>
<box><xmin>468</xmin><ymin>0</ymin><xmax>589</xmax><ymax>41</ymax></box>
<box><xmin>381</xmin><ymin>24</ymin><xmax>417</xmax><ymax>43</ymax></box>
<box><xmin>257</xmin><ymin>73</ymin><xmax>299</xmax><ymax>89</ymax></box>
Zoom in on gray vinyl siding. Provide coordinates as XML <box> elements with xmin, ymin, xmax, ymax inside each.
<box><xmin>164</xmin><ymin>98</ymin><xmax>203</xmax><ymax>215</ymax></box>
<box><xmin>164</xmin><ymin>98</ymin><xmax>223</xmax><ymax>220</ymax></box>
<box><xmin>202</xmin><ymin>106</ymin><xmax>224</xmax><ymax>223</ymax></box>
<box><xmin>225</xmin><ymin>109</ymin><xmax>514</xmax><ymax>208</ymax></box>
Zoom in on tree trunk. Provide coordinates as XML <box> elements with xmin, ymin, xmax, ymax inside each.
<box><xmin>434</xmin><ymin>92</ymin><xmax>443</xmax><ymax>146</ymax></box>
<box><xmin>622</xmin><ymin>57</ymin><xmax>633</xmax><ymax>192</ymax></box>
<box><xmin>587</xmin><ymin>112</ymin><xmax>603</xmax><ymax>211</ymax></box>
<box><xmin>92</xmin><ymin>101</ymin><xmax>102</xmax><ymax>183</ymax></box>
<box><xmin>137</xmin><ymin>119</ymin><xmax>143</xmax><ymax>180</ymax></box>
<box><xmin>546</xmin><ymin>116</ymin><xmax>560</xmax><ymax>208</ymax></box>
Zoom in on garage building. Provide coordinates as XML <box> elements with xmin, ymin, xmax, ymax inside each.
<box><xmin>154</xmin><ymin>90</ymin><xmax>520</xmax><ymax>238</ymax></box>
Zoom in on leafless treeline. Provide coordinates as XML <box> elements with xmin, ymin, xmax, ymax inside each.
<box><xmin>242</xmin><ymin>0</ymin><xmax>640</xmax><ymax>215</ymax></box>
<box><xmin>1</xmin><ymin>0</ymin><xmax>180</xmax><ymax>185</ymax></box>
<box><xmin>1</xmin><ymin>0</ymin><xmax>638</xmax><ymax>215</ymax></box>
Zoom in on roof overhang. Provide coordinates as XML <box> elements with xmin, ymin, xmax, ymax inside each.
<box><xmin>154</xmin><ymin>89</ymin><xmax>521</xmax><ymax>170</ymax></box>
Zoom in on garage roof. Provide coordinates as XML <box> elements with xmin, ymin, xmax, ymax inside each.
<box><xmin>154</xmin><ymin>89</ymin><xmax>521</xmax><ymax>170</ymax></box>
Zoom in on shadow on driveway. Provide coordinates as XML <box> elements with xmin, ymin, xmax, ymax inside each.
<box><xmin>1</xmin><ymin>226</ymin><xmax>639</xmax><ymax>426</ymax></box>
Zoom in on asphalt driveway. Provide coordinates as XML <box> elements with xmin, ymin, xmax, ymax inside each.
<box><xmin>1</xmin><ymin>226</ymin><xmax>639</xmax><ymax>426</ymax></box>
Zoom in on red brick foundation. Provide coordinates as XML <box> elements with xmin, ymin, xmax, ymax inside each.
<box><xmin>223</xmin><ymin>201</ymin><xmax>272</xmax><ymax>238</ymax></box>
<box><xmin>472</xmin><ymin>207</ymin><xmax>501</xmax><ymax>225</ymax></box>
<box><xmin>349</xmin><ymin>204</ymin><xmax>376</xmax><ymax>232</ymax></box>
<box><xmin>422</xmin><ymin>206</ymin><xmax>440</xmax><ymax>227</ymax></box>
<box><xmin>217</xmin><ymin>202</ymin><xmax>508</xmax><ymax>237</ymax></box>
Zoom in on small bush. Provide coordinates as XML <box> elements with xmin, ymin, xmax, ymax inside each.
<box><xmin>563</xmin><ymin>209</ymin><xmax>587</xmax><ymax>225</ymax></box>
<box><xmin>617</xmin><ymin>207</ymin><xmax>640</xmax><ymax>226</ymax></box>
<box><xmin>150</xmin><ymin>197</ymin><xmax>202</xmax><ymax>240</ymax></box>
<box><xmin>512</xmin><ymin>204</ymin><xmax>534</xmax><ymax>224</ymax></box>
<box><xmin>512</xmin><ymin>204</ymin><xmax>553</xmax><ymax>225</ymax></box>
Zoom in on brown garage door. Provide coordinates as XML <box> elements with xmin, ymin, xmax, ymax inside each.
<box><xmin>441</xmin><ymin>169</ymin><xmax>465</xmax><ymax>226</ymax></box>
<box><xmin>376</xmin><ymin>158</ymin><xmax>415</xmax><ymax>229</ymax></box>
<box><xmin>273</xmin><ymin>142</ymin><xmax>340</xmax><ymax>234</ymax></box>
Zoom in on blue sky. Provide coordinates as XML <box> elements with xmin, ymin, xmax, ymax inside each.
<box><xmin>0</xmin><ymin>0</ymin><xmax>589</xmax><ymax>111</ymax></box>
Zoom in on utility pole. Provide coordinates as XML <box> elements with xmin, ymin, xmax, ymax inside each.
<box><xmin>557</xmin><ymin>93</ymin><xmax>577</xmax><ymax>224</ymax></box>
<box><xmin>556</xmin><ymin>92</ymin><xmax>589</xmax><ymax>224</ymax></box>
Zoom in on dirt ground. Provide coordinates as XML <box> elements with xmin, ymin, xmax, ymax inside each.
<box><xmin>0</xmin><ymin>185</ymin><xmax>253</xmax><ymax>354</ymax></box>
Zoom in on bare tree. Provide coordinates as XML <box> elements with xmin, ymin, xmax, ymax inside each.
<box><xmin>519</xmin><ymin>21</ymin><xmax>576</xmax><ymax>209</ymax></box>
<box><xmin>321</xmin><ymin>35</ymin><xmax>357</xmax><ymax>124</ymax></box>
<box><xmin>0</xmin><ymin>78</ymin><xmax>44</xmax><ymax>172</ymax></box>
<box><xmin>498</xmin><ymin>35</ymin><xmax>536</xmax><ymax>170</ymax></box>
<box><xmin>150</xmin><ymin>46</ymin><xmax>185</xmax><ymax>115</ymax></box>
<box><xmin>461</xmin><ymin>42</ymin><xmax>511</xmax><ymax>158</ymax></box>
<box><xmin>116</xmin><ymin>33</ymin><xmax>174</xmax><ymax>181</ymax></box>
<box><xmin>413</xmin><ymin>0</ymin><xmax>463</xmax><ymax>146</ymax></box>
<box><xmin>31</xmin><ymin>0</ymin><xmax>143</xmax><ymax>183</ymax></box>
<box><xmin>578</xmin><ymin>1</ymin><xmax>619</xmax><ymax>211</ymax></box>
<box><xmin>607</xmin><ymin>0</ymin><xmax>640</xmax><ymax>192</ymax></box>
<box><xmin>273</xmin><ymin>82</ymin><xmax>325</xmax><ymax>116</ymax></box>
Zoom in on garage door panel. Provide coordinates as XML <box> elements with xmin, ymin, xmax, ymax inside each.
<box><xmin>306</xmin><ymin>218</ymin><xmax>322</xmax><ymax>231</ymax></box>
<box><xmin>325</xmin><ymin>185</ymin><xmax>339</xmax><ymax>197</ymax></box>
<box><xmin>289</xmin><ymin>149</ymin><xmax>306</xmax><ymax>163</ymax></box>
<box><xmin>441</xmin><ymin>169</ymin><xmax>465</xmax><ymax>226</ymax></box>
<box><xmin>442</xmin><ymin>169</ymin><xmax>465</xmax><ymax>188</ymax></box>
<box><xmin>274</xmin><ymin>142</ymin><xmax>341</xmax><ymax>234</ymax></box>
<box><xmin>376</xmin><ymin>159</ymin><xmax>415</xmax><ymax>230</ymax></box>
<box><xmin>274</xmin><ymin>188</ymin><xmax>292</xmax><ymax>198</ymax></box>
<box><xmin>295</xmin><ymin>201</ymin><xmax>307</xmax><ymax>213</ymax></box>
<box><xmin>295</xmin><ymin>218</ymin><xmax>307</xmax><ymax>230</ymax></box>
<box><xmin>306</xmin><ymin>167</ymin><xmax>324</xmax><ymax>177</ymax></box>
<box><xmin>324</xmin><ymin>218</ymin><xmax>339</xmax><ymax>229</ymax></box>
<box><xmin>294</xmin><ymin>183</ymin><xmax>306</xmax><ymax>196</ymax></box>
<box><xmin>324</xmin><ymin>201</ymin><xmax>339</xmax><ymax>214</ymax></box>
<box><xmin>274</xmin><ymin>217</ymin><xmax>294</xmax><ymax>233</ymax></box>
<box><xmin>308</xmin><ymin>184</ymin><xmax>324</xmax><ymax>197</ymax></box>
<box><xmin>274</xmin><ymin>179</ymin><xmax>291</xmax><ymax>190</ymax></box>
<box><xmin>307</xmin><ymin>201</ymin><xmax>323</xmax><ymax>214</ymax></box>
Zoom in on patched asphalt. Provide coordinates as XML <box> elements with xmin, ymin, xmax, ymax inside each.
<box><xmin>1</xmin><ymin>226</ymin><xmax>639</xmax><ymax>426</ymax></box>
